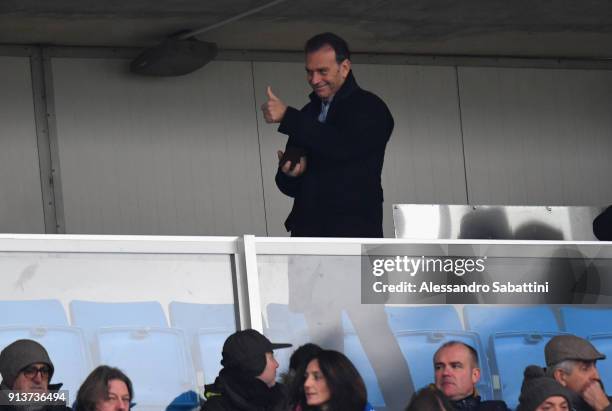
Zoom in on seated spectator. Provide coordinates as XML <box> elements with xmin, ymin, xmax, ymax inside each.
<box><xmin>517</xmin><ymin>365</ymin><xmax>573</xmax><ymax>411</ymax></box>
<box><xmin>434</xmin><ymin>341</ymin><xmax>508</xmax><ymax>411</ymax></box>
<box><xmin>201</xmin><ymin>329</ymin><xmax>291</xmax><ymax>411</ymax></box>
<box><xmin>545</xmin><ymin>335</ymin><xmax>612</xmax><ymax>411</ymax></box>
<box><xmin>73</xmin><ymin>365</ymin><xmax>133</xmax><ymax>411</ymax></box>
<box><xmin>405</xmin><ymin>385</ymin><xmax>455</xmax><ymax>411</ymax></box>
<box><xmin>282</xmin><ymin>343</ymin><xmax>322</xmax><ymax>411</ymax></box>
<box><xmin>0</xmin><ymin>339</ymin><xmax>71</xmax><ymax>410</ymax></box>
<box><xmin>593</xmin><ymin>206</ymin><xmax>612</xmax><ymax>240</ymax></box>
<box><xmin>292</xmin><ymin>349</ymin><xmax>374</xmax><ymax>411</ymax></box>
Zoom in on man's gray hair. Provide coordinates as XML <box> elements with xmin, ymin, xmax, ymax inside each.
<box><xmin>546</xmin><ymin>359</ymin><xmax>576</xmax><ymax>377</ymax></box>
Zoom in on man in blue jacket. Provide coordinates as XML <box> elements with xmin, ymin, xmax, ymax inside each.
<box><xmin>262</xmin><ymin>32</ymin><xmax>393</xmax><ymax>238</ymax></box>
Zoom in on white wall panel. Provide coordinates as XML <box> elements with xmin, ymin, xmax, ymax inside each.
<box><xmin>52</xmin><ymin>59</ymin><xmax>266</xmax><ymax>235</ymax></box>
<box><xmin>355</xmin><ymin>65</ymin><xmax>467</xmax><ymax>236</ymax></box>
<box><xmin>254</xmin><ymin>62</ymin><xmax>466</xmax><ymax>237</ymax></box>
<box><xmin>0</xmin><ymin>56</ymin><xmax>45</xmax><ymax>233</ymax></box>
<box><xmin>459</xmin><ymin>67</ymin><xmax>612</xmax><ymax>205</ymax></box>
<box><xmin>252</xmin><ymin>62</ymin><xmax>312</xmax><ymax>236</ymax></box>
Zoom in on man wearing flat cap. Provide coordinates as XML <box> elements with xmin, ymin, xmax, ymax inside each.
<box><xmin>201</xmin><ymin>329</ymin><xmax>291</xmax><ymax>411</ymax></box>
<box><xmin>0</xmin><ymin>339</ymin><xmax>71</xmax><ymax>410</ymax></box>
<box><xmin>545</xmin><ymin>335</ymin><xmax>612</xmax><ymax>411</ymax></box>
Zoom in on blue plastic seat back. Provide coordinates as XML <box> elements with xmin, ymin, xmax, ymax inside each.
<box><xmin>587</xmin><ymin>334</ymin><xmax>612</xmax><ymax>388</ymax></box>
<box><xmin>342</xmin><ymin>313</ymin><xmax>386</xmax><ymax>408</ymax></box>
<box><xmin>169</xmin><ymin>302</ymin><xmax>235</xmax><ymax>384</ymax></box>
<box><xmin>0</xmin><ymin>326</ymin><xmax>91</xmax><ymax>397</ymax></box>
<box><xmin>385</xmin><ymin>306</ymin><xmax>463</xmax><ymax>333</ymax></box>
<box><xmin>492</xmin><ymin>332</ymin><xmax>564</xmax><ymax>410</ymax></box>
<box><xmin>169</xmin><ymin>302</ymin><xmax>235</xmax><ymax>337</ymax></box>
<box><xmin>464</xmin><ymin>305</ymin><xmax>559</xmax><ymax>351</ymax></box>
<box><xmin>266</xmin><ymin>303</ymin><xmax>308</xmax><ymax>331</ymax></box>
<box><xmin>560</xmin><ymin>307</ymin><xmax>612</xmax><ymax>337</ymax></box>
<box><xmin>394</xmin><ymin>330</ymin><xmax>494</xmax><ymax>400</ymax></box>
<box><xmin>0</xmin><ymin>299</ymin><xmax>68</xmax><ymax>326</ymax></box>
<box><xmin>96</xmin><ymin>327</ymin><xmax>197</xmax><ymax>410</ymax></box>
<box><xmin>196</xmin><ymin>330</ymin><xmax>234</xmax><ymax>384</ymax></box>
<box><xmin>70</xmin><ymin>300</ymin><xmax>168</xmax><ymax>344</ymax></box>
<box><xmin>264</xmin><ymin>304</ymin><xmax>310</xmax><ymax>375</ymax></box>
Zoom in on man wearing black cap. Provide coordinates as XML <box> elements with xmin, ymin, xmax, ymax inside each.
<box><xmin>0</xmin><ymin>339</ymin><xmax>71</xmax><ymax>410</ymax></box>
<box><xmin>201</xmin><ymin>329</ymin><xmax>291</xmax><ymax>411</ymax></box>
<box><xmin>545</xmin><ymin>335</ymin><xmax>612</xmax><ymax>411</ymax></box>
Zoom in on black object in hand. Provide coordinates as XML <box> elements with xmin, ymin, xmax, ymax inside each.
<box><xmin>279</xmin><ymin>146</ymin><xmax>307</xmax><ymax>170</ymax></box>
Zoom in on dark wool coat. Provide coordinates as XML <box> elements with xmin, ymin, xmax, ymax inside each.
<box><xmin>275</xmin><ymin>71</ymin><xmax>393</xmax><ymax>238</ymax></box>
<box><xmin>201</xmin><ymin>369</ymin><xmax>286</xmax><ymax>411</ymax></box>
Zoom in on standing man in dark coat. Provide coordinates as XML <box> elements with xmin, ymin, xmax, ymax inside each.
<box><xmin>262</xmin><ymin>32</ymin><xmax>393</xmax><ymax>238</ymax></box>
<box><xmin>261</xmin><ymin>33</ymin><xmax>414</xmax><ymax>411</ymax></box>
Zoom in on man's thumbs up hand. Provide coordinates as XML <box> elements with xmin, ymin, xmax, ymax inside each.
<box><xmin>267</xmin><ymin>86</ymin><xmax>279</xmax><ymax>101</ymax></box>
<box><xmin>261</xmin><ymin>86</ymin><xmax>287</xmax><ymax>123</ymax></box>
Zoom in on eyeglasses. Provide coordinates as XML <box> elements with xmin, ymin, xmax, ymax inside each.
<box><xmin>21</xmin><ymin>365</ymin><xmax>51</xmax><ymax>379</ymax></box>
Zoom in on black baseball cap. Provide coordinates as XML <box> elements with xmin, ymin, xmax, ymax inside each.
<box><xmin>221</xmin><ymin>329</ymin><xmax>291</xmax><ymax>377</ymax></box>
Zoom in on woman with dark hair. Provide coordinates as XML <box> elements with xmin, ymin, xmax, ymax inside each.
<box><xmin>74</xmin><ymin>366</ymin><xmax>133</xmax><ymax>411</ymax></box>
<box><xmin>405</xmin><ymin>385</ymin><xmax>455</xmax><ymax>411</ymax></box>
<box><xmin>293</xmin><ymin>349</ymin><xmax>373</xmax><ymax>411</ymax></box>
<box><xmin>283</xmin><ymin>343</ymin><xmax>322</xmax><ymax>411</ymax></box>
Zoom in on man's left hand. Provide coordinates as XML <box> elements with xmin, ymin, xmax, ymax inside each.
<box><xmin>261</xmin><ymin>86</ymin><xmax>287</xmax><ymax>123</ymax></box>
<box><xmin>582</xmin><ymin>380</ymin><xmax>611</xmax><ymax>411</ymax></box>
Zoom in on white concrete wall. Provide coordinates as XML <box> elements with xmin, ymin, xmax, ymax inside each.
<box><xmin>3</xmin><ymin>52</ymin><xmax>612</xmax><ymax>237</ymax></box>
<box><xmin>0</xmin><ymin>56</ymin><xmax>45</xmax><ymax>233</ymax></box>
<box><xmin>459</xmin><ymin>67</ymin><xmax>612</xmax><ymax>205</ymax></box>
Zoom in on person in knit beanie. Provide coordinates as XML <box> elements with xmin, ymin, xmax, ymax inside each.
<box><xmin>0</xmin><ymin>339</ymin><xmax>71</xmax><ymax>410</ymax></box>
<box><xmin>517</xmin><ymin>365</ymin><xmax>573</xmax><ymax>411</ymax></box>
<box><xmin>201</xmin><ymin>329</ymin><xmax>291</xmax><ymax>411</ymax></box>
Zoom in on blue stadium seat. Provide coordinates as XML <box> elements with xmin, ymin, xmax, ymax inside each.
<box><xmin>169</xmin><ymin>302</ymin><xmax>235</xmax><ymax>331</ymax></box>
<box><xmin>0</xmin><ymin>326</ymin><xmax>91</xmax><ymax>398</ymax></box>
<box><xmin>587</xmin><ymin>334</ymin><xmax>612</xmax><ymax>388</ymax></box>
<box><xmin>264</xmin><ymin>304</ymin><xmax>310</xmax><ymax>375</ymax></box>
<box><xmin>0</xmin><ymin>299</ymin><xmax>68</xmax><ymax>326</ymax></box>
<box><xmin>464</xmin><ymin>306</ymin><xmax>559</xmax><ymax>401</ymax></box>
<box><xmin>342</xmin><ymin>313</ymin><xmax>386</xmax><ymax>408</ymax></box>
<box><xmin>385</xmin><ymin>306</ymin><xmax>462</xmax><ymax>332</ymax></box>
<box><xmin>393</xmin><ymin>330</ymin><xmax>493</xmax><ymax>400</ymax></box>
<box><xmin>463</xmin><ymin>306</ymin><xmax>560</xmax><ymax>351</ymax></box>
<box><xmin>70</xmin><ymin>300</ymin><xmax>168</xmax><ymax>344</ymax></box>
<box><xmin>169</xmin><ymin>302</ymin><xmax>236</xmax><ymax>384</ymax></box>
<box><xmin>492</xmin><ymin>332</ymin><xmax>565</xmax><ymax>409</ymax></box>
<box><xmin>195</xmin><ymin>330</ymin><xmax>232</xmax><ymax>384</ymax></box>
<box><xmin>560</xmin><ymin>307</ymin><xmax>612</xmax><ymax>337</ymax></box>
<box><xmin>96</xmin><ymin>327</ymin><xmax>197</xmax><ymax>410</ymax></box>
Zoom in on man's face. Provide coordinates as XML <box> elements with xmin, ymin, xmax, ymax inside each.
<box><xmin>555</xmin><ymin>361</ymin><xmax>601</xmax><ymax>393</ymax></box>
<box><xmin>305</xmin><ymin>46</ymin><xmax>351</xmax><ymax>101</ymax></box>
<box><xmin>96</xmin><ymin>379</ymin><xmax>131</xmax><ymax>411</ymax></box>
<box><xmin>12</xmin><ymin>362</ymin><xmax>50</xmax><ymax>392</ymax></box>
<box><xmin>256</xmin><ymin>352</ymin><xmax>279</xmax><ymax>387</ymax></box>
<box><xmin>434</xmin><ymin>344</ymin><xmax>480</xmax><ymax>401</ymax></box>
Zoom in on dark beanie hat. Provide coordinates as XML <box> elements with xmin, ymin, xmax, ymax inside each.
<box><xmin>221</xmin><ymin>329</ymin><xmax>291</xmax><ymax>377</ymax></box>
<box><xmin>517</xmin><ymin>365</ymin><xmax>573</xmax><ymax>411</ymax></box>
<box><xmin>0</xmin><ymin>339</ymin><xmax>54</xmax><ymax>388</ymax></box>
